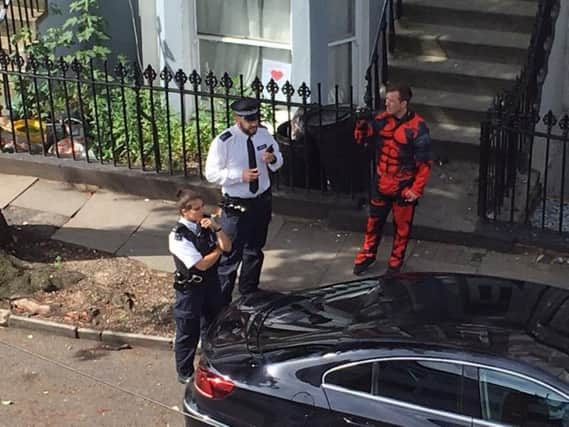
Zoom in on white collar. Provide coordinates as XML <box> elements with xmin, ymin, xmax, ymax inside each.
<box><xmin>178</xmin><ymin>216</ymin><xmax>199</xmax><ymax>233</ymax></box>
<box><xmin>235</xmin><ymin>123</ymin><xmax>257</xmax><ymax>138</ymax></box>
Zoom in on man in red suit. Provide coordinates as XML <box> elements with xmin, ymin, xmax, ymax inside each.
<box><xmin>353</xmin><ymin>83</ymin><xmax>433</xmax><ymax>276</ymax></box>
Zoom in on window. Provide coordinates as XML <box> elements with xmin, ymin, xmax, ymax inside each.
<box><xmin>198</xmin><ymin>40</ymin><xmax>291</xmax><ymax>85</ymax></box>
<box><xmin>479</xmin><ymin>368</ymin><xmax>569</xmax><ymax>426</ymax></box>
<box><xmin>324</xmin><ymin>359</ymin><xmax>466</xmax><ymax>414</ymax></box>
<box><xmin>326</xmin><ymin>363</ymin><xmax>372</xmax><ymax>394</ymax></box>
<box><xmin>197</xmin><ymin>0</ymin><xmax>290</xmax><ymax>43</ymax></box>
<box><xmin>375</xmin><ymin>360</ymin><xmax>463</xmax><ymax>414</ymax></box>
<box><xmin>327</xmin><ymin>0</ymin><xmax>355</xmax><ymax>103</ymax></box>
<box><xmin>196</xmin><ymin>0</ymin><xmax>291</xmax><ymax>84</ymax></box>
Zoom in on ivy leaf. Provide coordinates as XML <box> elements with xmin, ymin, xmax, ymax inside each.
<box><xmin>77</xmin><ymin>27</ymin><xmax>95</xmax><ymax>42</ymax></box>
<box><xmin>62</xmin><ymin>16</ymin><xmax>78</xmax><ymax>30</ymax></box>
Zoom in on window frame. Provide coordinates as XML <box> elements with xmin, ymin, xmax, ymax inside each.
<box><xmin>322</xmin><ymin>357</ymin><xmax>474</xmax><ymax>423</ymax></box>
<box><xmin>321</xmin><ymin>356</ymin><xmax>569</xmax><ymax>425</ymax></box>
<box><xmin>477</xmin><ymin>366</ymin><xmax>569</xmax><ymax>425</ymax></box>
<box><xmin>327</xmin><ymin>0</ymin><xmax>368</xmax><ymax>103</ymax></box>
<box><xmin>193</xmin><ymin>0</ymin><xmax>292</xmax><ymax>79</ymax></box>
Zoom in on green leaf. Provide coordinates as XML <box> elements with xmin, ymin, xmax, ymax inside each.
<box><xmin>62</xmin><ymin>16</ymin><xmax>78</xmax><ymax>30</ymax></box>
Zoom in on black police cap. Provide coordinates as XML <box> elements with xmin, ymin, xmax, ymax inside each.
<box><xmin>230</xmin><ymin>98</ymin><xmax>260</xmax><ymax>120</ymax></box>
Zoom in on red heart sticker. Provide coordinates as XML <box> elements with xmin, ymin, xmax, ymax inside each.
<box><xmin>270</xmin><ymin>69</ymin><xmax>284</xmax><ymax>81</ymax></box>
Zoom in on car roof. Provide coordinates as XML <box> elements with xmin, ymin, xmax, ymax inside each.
<box><xmin>255</xmin><ymin>273</ymin><xmax>569</xmax><ymax>383</ymax></box>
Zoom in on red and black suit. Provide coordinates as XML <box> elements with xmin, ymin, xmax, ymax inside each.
<box><xmin>354</xmin><ymin>110</ymin><xmax>433</xmax><ymax>271</ymax></box>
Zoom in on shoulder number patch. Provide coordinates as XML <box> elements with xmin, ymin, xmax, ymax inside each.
<box><xmin>219</xmin><ymin>131</ymin><xmax>232</xmax><ymax>141</ymax></box>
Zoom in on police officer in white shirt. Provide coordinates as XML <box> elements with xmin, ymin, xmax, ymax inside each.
<box><xmin>205</xmin><ymin>98</ymin><xmax>283</xmax><ymax>305</ymax></box>
<box><xmin>168</xmin><ymin>189</ymin><xmax>231</xmax><ymax>384</ymax></box>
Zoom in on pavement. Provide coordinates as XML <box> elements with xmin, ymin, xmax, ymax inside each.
<box><xmin>1</xmin><ymin>172</ymin><xmax>568</xmax><ymax>292</ymax></box>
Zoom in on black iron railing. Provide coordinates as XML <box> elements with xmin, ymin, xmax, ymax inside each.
<box><xmin>479</xmin><ymin>111</ymin><xmax>569</xmax><ymax>234</ymax></box>
<box><xmin>478</xmin><ymin>0</ymin><xmax>565</xmax><ymax>233</ymax></box>
<box><xmin>0</xmin><ymin>53</ymin><xmax>369</xmax><ymax>197</ymax></box>
<box><xmin>364</xmin><ymin>0</ymin><xmax>402</xmax><ymax>110</ymax></box>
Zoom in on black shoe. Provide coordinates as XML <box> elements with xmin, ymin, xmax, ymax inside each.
<box><xmin>353</xmin><ymin>258</ymin><xmax>376</xmax><ymax>276</ymax></box>
<box><xmin>177</xmin><ymin>373</ymin><xmax>192</xmax><ymax>385</ymax></box>
<box><xmin>384</xmin><ymin>266</ymin><xmax>401</xmax><ymax>279</ymax></box>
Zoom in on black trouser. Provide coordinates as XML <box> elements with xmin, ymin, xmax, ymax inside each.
<box><xmin>173</xmin><ymin>277</ymin><xmax>222</xmax><ymax>378</ymax></box>
<box><xmin>218</xmin><ymin>191</ymin><xmax>272</xmax><ymax>305</ymax></box>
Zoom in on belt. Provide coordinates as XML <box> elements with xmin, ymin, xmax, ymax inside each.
<box><xmin>221</xmin><ymin>189</ymin><xmax>271</xmax><ymax>213</ymax></box>
<box><xmin>223</xmin><ymin>188</ymin><xmax>271</xmax><ymax>202</ymax></box>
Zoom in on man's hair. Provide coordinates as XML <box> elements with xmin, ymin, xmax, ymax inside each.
<box><xmin>176</xmin><ymin>188</ymin><xmax>202</xmax><ymax>212</ymax></box>
<box><xmin>386</xmin><ymin>82</ymin><xmax>413</xmax><ymax>103</ymax></box>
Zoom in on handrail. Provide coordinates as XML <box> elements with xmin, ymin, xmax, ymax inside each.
<box><xmin>487</xmin><ymin>0</ymin><xmax>558</xmax><ymax>121</ymax></box>
<box><xmin>479</xmin><ymin>0</ymin><xmax>561</xmax><ymax>224</ymax></box>
<box><xmin>364</xmin><ymin>0</ymin><xmax>402</xmax><ymax>110</ymax></box>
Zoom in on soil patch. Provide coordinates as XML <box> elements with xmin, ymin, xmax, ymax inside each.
<box><xmin>1</xmin><ymin>226</ymin><xmax>174</xmax><ymax>337</ymax></box>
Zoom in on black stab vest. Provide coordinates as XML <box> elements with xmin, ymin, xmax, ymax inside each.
<box><xmin>172</xmin><ymin>222</ymin><xmax>218</xmax><ymax>281</ymax></box>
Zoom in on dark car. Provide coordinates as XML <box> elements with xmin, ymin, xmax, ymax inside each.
<box><xmin>183</xmin><ymin>273</ymin><xmax>569</xmax><ymax>426</ymax></box>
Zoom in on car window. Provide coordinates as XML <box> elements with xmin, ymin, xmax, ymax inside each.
<box><xmin>374</xmin><ymin>360</ymin><xmax>463</xmax><ymax>414</ymax></box>
<box><xmin>326</xmin><ymin>363</ymin><xmax>372</xmax><ymax>393</ymax></box>
<box><xmin>479</xmin><ymin>368</ymin><xmax>569</xmax><ymax>426</ymax></box>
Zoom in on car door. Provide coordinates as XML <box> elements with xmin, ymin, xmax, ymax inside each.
<box><xmin>472</xmin><ymin>367</ymin><xmax>569</xmax><ymax>427</ymax></box>
<box><xmin>318</xmin><ymin>358</ymin><xmax>475</xmax><ymax>427</ymax></box>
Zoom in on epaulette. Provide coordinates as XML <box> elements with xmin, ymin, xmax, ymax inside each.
<box><xmin>173</xmin><ymin>223</ymin><xmax>197</xmax><ymax>243</ymax></box>
<box><xmin>219</xmin><ymin>131</ymin><xmax>232</xmax><ymax>141</ymax></box>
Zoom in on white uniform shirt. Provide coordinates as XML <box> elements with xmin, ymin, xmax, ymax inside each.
<box><xmin>205</xmin><ymin>124</ymin><xmax>284</xmax><ymax>198</ymax></box>
<box><xmin>168</xmin><ymin>217</ymin><xmax>202</xmax><ymax>269</ymax></box>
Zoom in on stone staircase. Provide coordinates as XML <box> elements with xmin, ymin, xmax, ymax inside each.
<box><xmin>391</xmin><ymin>0</ymin><xmax>538</xmax><ymax>161</ymax></box>
<box><xmin>0</xmin><ymin>0</ymin><xmax>47</xmax><ymax>56</ymax></box>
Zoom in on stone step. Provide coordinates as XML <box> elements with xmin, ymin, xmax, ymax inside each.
<box><xmin>1</xmin><ymin>3</ymin><xmax>45</xmax><ymax>23</ymax></box>
<box><xmin>429</xmin><ymin>122</ymin><xmax>481</xmax><ymax>161</ymax></box>
<box><xmin>395</xmin><ymin>21</ymin><xmax>531</xmax><ymax>65</ymax></box>
<box><xmin>402</xmin><ymin>0</ymin><xmax>538</xmax><ymax>33</ymax></box>
<box><xmin>0</xmin><ymin>14</ymin><xmax>42</xmax><ymax>38</ymax></box>
<box><xmin>412</xmin><ymin>88</ymin><xmax>493</xmax><ymax>128</ymax></box>
<box><xmin>389</xmin><ymin>55</ymin><xmax>520</xmax><ymax>96</ymax></box>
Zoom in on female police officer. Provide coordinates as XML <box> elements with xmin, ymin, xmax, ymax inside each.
<box><xmin>168</xmin><ymin>189</ymin><xmax>231</xmax><ymax>384</ymax></box>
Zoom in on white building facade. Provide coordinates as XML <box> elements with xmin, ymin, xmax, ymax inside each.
<box><xmin>137</xmin><ymin>0</ymin><xmax>380</xmax><ymax>104</ymax></box>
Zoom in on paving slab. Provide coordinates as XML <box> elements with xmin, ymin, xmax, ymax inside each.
<box><xmin>0</xmin><ymin>173</ymin><xmax>37</xmax><ymax>208</ymax></box>
<box><xmin>3</xmin><ymin>205</ymin><xmax>69</xmax><ymax>228</ymax></box>
<box><xmin>52</xmin><ymin>191</ymin><xmax>154</xmax><ymax>254</ymax></box>
<box><xmin>263</xmin><ymin>221</ymin><xmax>351</xmax><ymax>292</ymax></box>
<box><xmin>404</xmin><ymin>240</ymin><xmax>485</xmax><ymax>274</ymax></box>
<box><xmin>115</xmin><ymin>199</ymin><xmax>177</xmax><ymax>272</ymax></box>
<box><xmin>135</xmin><ymin>199</ymin><xmax>178</xmax><ymax>235</ymax></box>
<box><xmin>117</xmin><ymin>229</ymin><xmax>174</xmax><ymax>272</ymax></box>
<box><xmin>10</xmin><ymin>179</ymin><xmax>91</xmax><ymax>217</ymax></box>
<box><xmin>479</xmin><ymin>251</ymin><xmax>569</xmax><ymax>289</ymax></box>
<box><xmin>2</xmin><ymin>205</ymin><xmax>69</xmax><ymax>239</ymax></box>
<box><xmin>262</xmin><ymin>221</ymin><xmax>417</xmax><ymax>292</ymax></box>
<box><xmin>318</xmin><ymin>233</ymin><xmax>418</xmax><ymax>285</ymax></box>
<box><xmin>415</xmin><ymin>161</ymin><xmax>479</xmax><ymax>233</ymax></box>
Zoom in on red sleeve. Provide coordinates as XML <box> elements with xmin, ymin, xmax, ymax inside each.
<box><xmin>354</xmin><ymin>120</ymin><xmax>373</xmax><ymax>144</ymax></box>
<box><xmin>410</xmin><ymin>160</ymin><xmax>433</xmax><ymax>197</ymax></box>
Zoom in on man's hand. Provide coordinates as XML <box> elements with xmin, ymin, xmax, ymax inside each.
<box><xmin>200</xmin><ymin>216</ymin><xmax>220</xmax><ymax>231</ymax></box>
<box><xmin>402</xmin><ymin>188</ymin><xmax>419</xmax><ymax>202</ymax></box>
<box><xmin>242</xmin><ymin>168</ymin><xmax>259</xmax><ymax>182</ymax></box>
<box><xmin>261</xmin><ymin>151</ymin><xmax>276</xmax><ymax>164</ymax></box>
<box><xmin>355</xmin><ymin>119</ymin><xmax>370</xmax><ymax>132</ymax></box>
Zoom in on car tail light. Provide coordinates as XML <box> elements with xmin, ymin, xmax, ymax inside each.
<box><xmin>194</xmin><ymin>366</ymin><xmax>235</xmax><ymax>399</ymax></box>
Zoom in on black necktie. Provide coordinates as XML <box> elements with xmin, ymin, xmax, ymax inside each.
<box><xmin>247</xmin><ymin>136</ymin><xmax>259</xmax><ymax>194</ymax></box>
